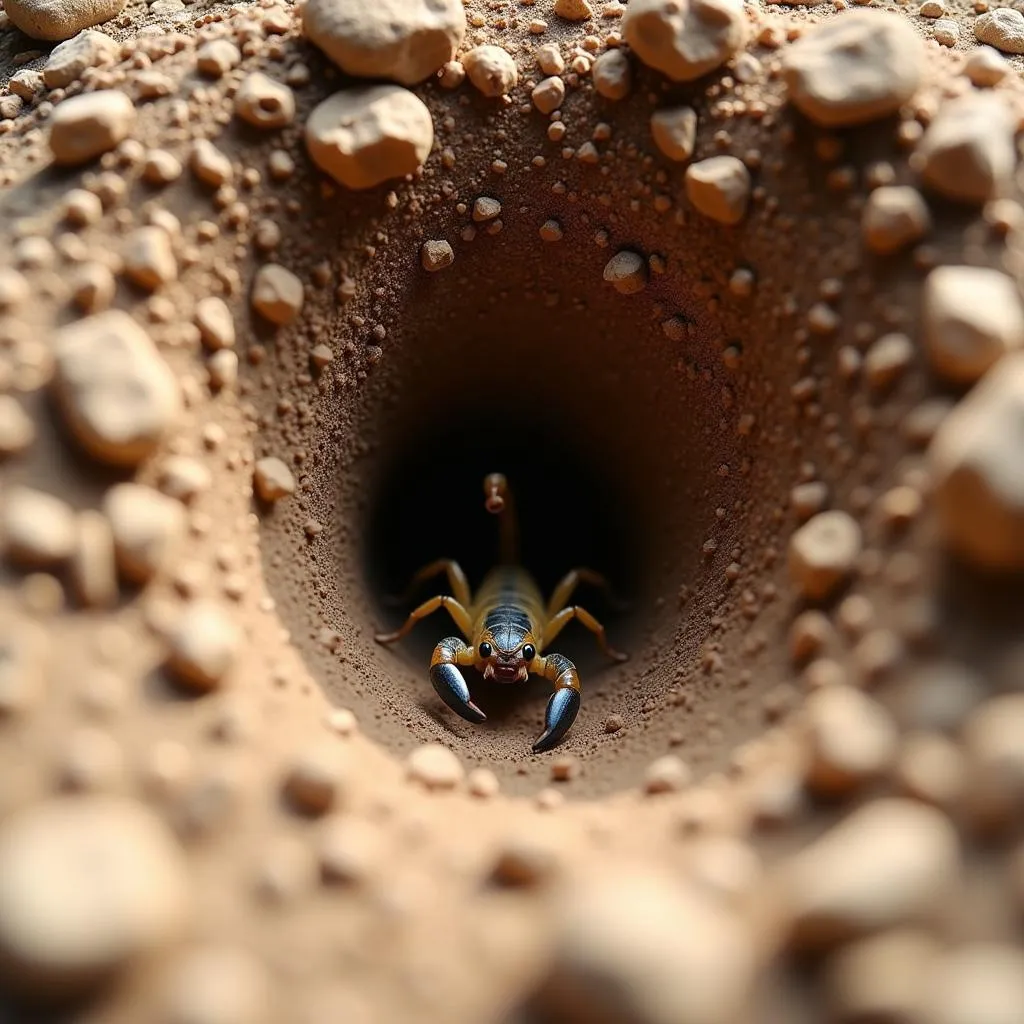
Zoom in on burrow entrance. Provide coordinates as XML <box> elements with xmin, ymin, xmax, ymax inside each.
<box><xmin>256</xmin><ymin>211</ymin><xmax>801</xmax><ymax>797</ymax></box>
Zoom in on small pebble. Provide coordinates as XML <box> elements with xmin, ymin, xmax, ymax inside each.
<box><xmin>788</xmin><ymin>510</ymin><xmax>862</xmax><ymax>602</ymax></box>
<box><xmin>166</xmin><ymin>600</ymin><xmax>242</xmax><ymax>692</ymax></box>
<box><xmin>251</xmin><ymin>264</ymin><xmax>304</xmax><ymax>326</ymax></box>
<box><xmin>49</xmin><ymin>90</ymin><xmax>135</xmax><ymax>165</ymax></box>
<box><xmin>421</xmin><ymin>239</ymin><xmax>454</xmax><ymax>272</ymax></box>
<box><xmin>603</xmin><ymin>250</ymin><xmax>647</xmax><ymax>294</ymax></box>
<box><xmin>253</xmin><ymin>457</ymin><xmax>296</xmax><ymax>502</ymax></box>
<box><xmin>283</xmin><ymin>745</ymin><xmax>345</xmax><ymax>815</ymax></box>
<box><xmin>407</xmin><ymin>743</ymin><xmax>464</xmax><ymax>790</ymax></box>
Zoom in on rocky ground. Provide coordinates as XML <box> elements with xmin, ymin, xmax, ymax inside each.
<box><xmin>1</xmin><ymin>0</ymin><xmax>1024</xmax><ymax>1021</ymax></box>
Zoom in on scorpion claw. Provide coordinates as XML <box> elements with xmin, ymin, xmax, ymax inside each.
<box><xmin>430</xmin><ymin>662</ymin><xmax>487</xmax><ymax>724</ymax></box>
<box><xmin>532</xmin><ymin>688</ymin><xmax>580</xmax><ymax>753</ymax></box>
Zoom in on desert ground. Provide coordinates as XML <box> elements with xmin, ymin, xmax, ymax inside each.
<box><xmin>0</xmin><ymin>0</ymin><xmax>1023</xmax><ymax>1020</ymax></box>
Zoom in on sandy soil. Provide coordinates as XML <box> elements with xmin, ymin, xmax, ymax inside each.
<box><xmin>1</xmin><ymin>0</ymin><xmax>1024</xmax><ymax>1020</ymax></box>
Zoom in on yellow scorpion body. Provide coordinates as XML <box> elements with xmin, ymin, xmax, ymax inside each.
<box><xmin>375</xmin><ymin>473</ymin><xmax>627</xmax><ymax>752</ymax></box>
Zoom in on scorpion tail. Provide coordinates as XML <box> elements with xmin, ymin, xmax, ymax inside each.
<box><xmin>483</xmin><ymin>473</ymin><xmax>520</xmax><ymax>565</ymax></box>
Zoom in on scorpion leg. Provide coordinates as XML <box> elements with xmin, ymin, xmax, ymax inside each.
<box><xmin>430</xmin><ymin>638</ymin><xmax>486</xmax><ymax>723</ymax></box>
<box><xmin>542</xmin><ymin>605</ymin><xmax>629</xmax><ymax>663</ymax></box>
<box><xmin>374</xmin><ymin>595</ymin><xmax>473</xmax><ymax>645</ymax></box>
<box><xmin>531</xmin><ymin>652</ymin><xmax>580</xmax><ymax>753</ymax></box>
<box><xmin>383</xmin><ymin>559</ymin><xmax>471</xmax><ymax>608</ymax></box>
<box><xmin>546</xmin><ymin>567</ymin><xmax>629</xmax><ymax>618</ymax></box>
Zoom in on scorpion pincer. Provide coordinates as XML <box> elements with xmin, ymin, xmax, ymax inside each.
<box><xmin>374</xmin><ymin>473</ymin><xmax>628</xmax><ymax>753</ymax></box>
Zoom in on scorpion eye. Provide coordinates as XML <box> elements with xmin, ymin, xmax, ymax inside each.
<box><xmin>478</xmin><ymin>642</ymin><xmax>493</xmax><ymax>659</ymax></box>
<box><xmin>522</xmin><ymin>644</ymin><xmax>536</xmax><ymax>661</ymax></box>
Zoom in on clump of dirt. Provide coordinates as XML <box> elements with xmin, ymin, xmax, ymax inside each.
<box><xmin>1</xmin><ymin>0</ymin><xmax>1024</xmax><ymax>1021</ymax></box>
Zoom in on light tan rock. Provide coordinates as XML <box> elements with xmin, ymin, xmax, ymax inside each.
<box><xmin>554</xmin><ymin>0</ymin><xmax>593</xmax><ymax>18</ymax></box>
<box><xmin>915</xmin><ymin>94</ymin><xmax>1015</xmax><ymax>205</ymax></box>
<box><xmin>190</xmin><ymin>139</ymin><xmax>234</xmax><ymax>187</ymax></box>
<box><xmin>49</xmin><ymin>90</ymin><xmax>135</xmax><ymax>166</ymax></box>
<box><xmin>644</xmin><ymin>755</ymin><xmax>692</xmax><ymax>794</ymax></box>
<box><xmin>283</xmin><ymin>745</ymin><xmax>345</xmax><ymax>815</ymax></box>
<box><xmin>538</xmin><ymin>868</ymin><xmax>757</xmax><ymax>1024</ymax></box>
<box><xmin>166</xmin><ymin>600</ymin><xmax>242</xmax><ymax>692</ymax></box>
<box><xmin>650</xmin><ymin>106</ymin><xmax>697</xmax><ymax>162</ymax></box>
<box><xmin>894</xmin><ymin>732</ymin><xmax>965</xmax><ymax>808</ymax></box>
<box><xmin>603</xmin><ymin>251</ymin><xmax>648</xmax><ymax>295</ymax></box>
<box><xmin>788</xmin><ymin>510</ymin><xmax>862</xmax><ymax>601</ymax></box>
<box><xmin>975</xmin><ymin>7</ymin><xmax>1024</xmax><ymax>54</ymax></box>
<box><xmin>536</xmin><ymin>42</ymin><xmax>565</xmax><ymax>75</ymax></box>
<box><xmin>782</xmin><ymin>11</ymin><xmax>922</xmax><ymax>127</ymax></box>
<box><xmin>592</xmin><ymin>49</ymin><xmax>632</xmax><ymax>100</ymax></box>
<box><xmin>43</xmin><ymin>30</ymin><xmax>118</xmax><ymax>86</ymax></box>
<box><xmin>623</xmin><ymin>0</ymin><xmax>748</xmax><ymax>82</ymax></box>
<box><xmin>305</xmin><ymin>86</ymin><xmax>434</xmax><ymax>190</ymax></box>
<box><xmin>463</xmin><ymin>45</ymin><xmax>518</xmax><ymax>96</ymax></box>
<box><xmin>302</xmin><ymin>0</ymin><xmax>465</xmax><ymax>86</ymax></box>
<box><xmin>783</xmin><ymin>799</ymin><xmax>960</xmax><ymax>949</ymax></box>
<box><xmin>0</xmin><ymin>797</ymin><xmax>189</xmax><ymax>996</ymax></box>
<box><xmin>123</xmin><ymin>226</ymin><xmax>177</xmax><ymax>292</ymax></box>
<box><xmin>4</xmin><ymin>0</ymin><xmax>126</xmax><ymax>40</ymax></box>
<box><xmin>9</xmin><ymin>70</ymin><xmax>44</xmax><ymax>101</ymax></box>
<box><xmin>961</xmin><ymin>694</ymin><xmax>1024</xmax><ymax>832</ymax></box>
<box><xmin>685</xmin><ymin>156</ymin><xmax>751</xmax><ymax>225</ymax></box>
<box><xmin>922</xmin><ymin>267</ymin><xmax>1023</xmax><ymax>385</ymax></box>
<box><xmin>862</xmin><ymin>186</ymin><xmax>930</xmax><ymax>255</ymax></box>
<box><xmin>251</xmin><ymin>264</ymin><xmax>304</xmax><ymax>326</ymax></box>
<box><xmin>53</xmin><ymin>311</ymin><xmax>180</xmax><ymax>466</ymax></box>
<box><xmin>406</xmin><ymin>743</ymin><xmax>464</xmax><ymax>789</ymax></box>
<box><xmin>253</xmin><ymin>457</ymin><xmax>296</xmax><ymax>502</ymax></box>
<box><xmin>157</xmin><ymin>456</ymin><xmax>211</xmax><ymax>504</ymax></box>
<box><xmin>194</xmin><ymin>297</ymin><xmax>235</xmax><ymax>351</ymax></box>
<box><xmin>825</xmin><ymin>930</ymin><xmax>940</xmax><ymax>1023</ymax></box>
<box><xmin>104</xmin><ymin>483</ymin><xmax>185</xmax><ymax>583</ymax></box>
<box><xmin>921</xmin><ymin>944</ymin><xmax>1024</xmax><ymax>1024</ymax></box>
<box><xmin>531</xmin><ymin>75</ymin><xmax>566</xmax><ymax>114</ymax></box>
<box><xmin>234</xmin><ymin>72</ymin><xmax>295</xmax><ymax>130</ymax></box>
<box><xmin>933</xmin><ymin>19</ymin><xmax>959</xmax><ymax>46</ymax></box>
<box><xmin>2</xmin><ymin>487</ymin><xmax>76</xmax><ymax>567</ymax></box>
<box><xmin>420</xmin><ymin>238</ymin><xmax>454</xmax><ymax>271</ymax></box>
<box><xmin>70</xmin><ymin>510</ymin><xmax>118</xmax><ymax>608</ymax></box>
<box><xmin>195</xmin><ymin>39</ymin><xmax>240</xmax><ymax>78</ymax></box>
<box><xmin>864</xmin><ymin>332</ymin><xmax>913</xmax><ymax>391</ymax></box>
<box><xmin>964</xmin><ymin>45</ymin><xmax>1008</xmax><ymax>86</ymax></box>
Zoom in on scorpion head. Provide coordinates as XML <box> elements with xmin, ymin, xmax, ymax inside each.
<box><xmin>477</xmin><ymin>635</ymin><xmax>537</xmax><ymax>684</ymax></box>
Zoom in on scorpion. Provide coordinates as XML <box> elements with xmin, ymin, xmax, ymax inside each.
<box><xmin>374</xmin><ymin>473</ymin><xmax>629</xmax><ymax>753</ymax></box>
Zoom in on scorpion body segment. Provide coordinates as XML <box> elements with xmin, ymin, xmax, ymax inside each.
<box><xmin>374</xmin><ymin>474</ymin><xmax>627</xmax><ymax>753</ymax></box>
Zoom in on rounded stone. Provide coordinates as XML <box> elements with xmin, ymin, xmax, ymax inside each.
<box><xmin>0</xmin><ymin>797</ymin><xmax>189</xmax><ymax>996</ymax></box>
<box><xmin>930</xmin><ymin>356</ymin><xmax>1024</xmax><ymax>571</ymax></box>
<box><xmin>685</xmin><ymin>155</ymin><xmax>751</xmax><ymax>225</ymax></box>
<box><xmin>463</xmin><ymin>45</ymin><xmax>519</xmax><ymax>97</ymax></box>
<box><xmin>49</xmin><ymin>90</ymin><xmax>136</xmax><ymax>166</ymax></box>
<box><xmin>4</xmin><ymin>0</ymin><xmax>128</xmax><ymax>41</ymax></box>
<box><xmin>306</xmin><ymin>86</ymin><xmax>434</xmax><ymax>190</ymax></box>
<box><xmin>788</xmin><ymin>510</ymin><xmax>862</xmax><ymax>602</ymax></box>
<box><xmin>782</xmin><ymin>11</ymin><xmax>922</xmax><ymax>127</ymax></box>
<box><xmin>302</xmin><ymin>0</ymin><xmax>465</xmax><ymax>86</ymax></box>
<box><xmin>975</xmin><ymin>7</ymin><xmax>1024</xmax><ymax>54</ymax></box>
<box><xmin>623</xmin><ymin>0</ymin><xmax>748</xmax><ymax>83</ymax></box>
<box><xmin>52</xmin><ymin>310</ymin><xmax>181</xmax><ymax>467</ymax></box>
<box><xmin>922</xmin><ymin>266</ymin><xmax>1024</xmax><ymax>385</ymax></box>
<box><xmin>166</xmin><ymin>601</ymin><xmax>242</xmax><ymax>692</ymax></box>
